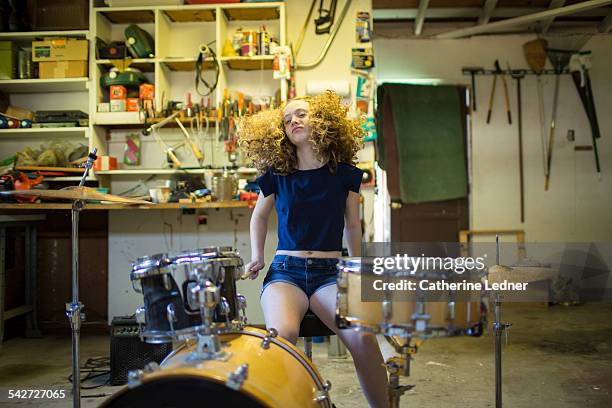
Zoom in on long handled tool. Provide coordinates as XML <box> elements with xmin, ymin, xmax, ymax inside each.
<box><xmin>509</xmin><ymin>65</ymin><xmax>526</xmax><ymax>223</ymax></box>
<box><xmin>523</xmin><ymin>39</ymin><xmax>549</xmax><ymax>178</ymax></box>
<box><xmin>462</xmin><ymin>66</ymin><xmax>484</xmax><ymax>111</ymax></box>
<box><xmin>569</xmin><ymin>52</ymin><xmax>602</xmax><ymax>179</ymax></box>
<box><xmin>486</xmin><ymin>60</ymin><xmax>512</xmax><ymax>124</ymax></box>
<box><xmin>544</xmin><ymin>48</ymin><xmax>572</xmax><ymax>191</ymax></box>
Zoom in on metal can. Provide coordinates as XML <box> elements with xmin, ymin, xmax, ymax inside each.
<box><xmin>17</xmin><ymin>50</ymin><xmax>31</xmax><ymax>79</ymax></box>
<box><xmin>241</xmin><ymin>31</ymin><xmax>256</xmax><ymax>57</ymax></box>
<box><xmin>257</xmin><ymin>29</ymin><xmax>270</xmax><ymax>55</ymax></box>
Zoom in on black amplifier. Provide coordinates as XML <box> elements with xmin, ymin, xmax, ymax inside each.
<box><xmin>110</xmin><ymin>316</ymin><xmax>172</xmax><ymax>386</ymax></box>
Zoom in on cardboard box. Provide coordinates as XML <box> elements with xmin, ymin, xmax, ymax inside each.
<box><xmin>38</xmin><ymin>60</ymin><xmax>87</xmax><ymax>79</ymax></box>
<box><xmin>93</xmin><ymin>156</ymin><xmax>118</xmax><ymax>171</ymax></box>
<box><xmin>110</xmin><ymin>99</ymin><xmax>126</xmax><ymax>112</ymax></box>
<box><xmin>0</xmin><ymin>41</ymin><xmax>17</xmax><ymax>79</ymax></box>
<box><xmin>97</xmin><ymin>102</ymin><xmax>110</xmax><ymax>112</ymax></box>
<box><xmin>110</xmin><ymin>85</ymin><xmax>127</xmax><ymax>100</ymax></box>
<box><xmin>32</xmin><ymin>39</ymin><xmax>88</xmax><ymax>62</ymax></box>
<box><xmin>126</xmin><ymin>98</ymin><xmax>139</xmax><ymax>112</ymax></box>
<box><xmin>139</xmin><ymin>83</ymin><xmax>155</xmax><ymax>100</ymax></box>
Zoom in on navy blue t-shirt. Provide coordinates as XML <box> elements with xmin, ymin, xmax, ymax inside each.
<box><xmin>256</xmin><ymin>162</ymin><xmax>364</xmax><ymax>251</ymax></box>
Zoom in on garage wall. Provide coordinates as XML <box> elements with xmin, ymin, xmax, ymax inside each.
<box><xmin>373</xmin><ymin>34</ymin><xmax>612</xmax><ymax>242</ymax></box>
<box><xmin>108</xmin><ymin>0</ymin><xmax>374</xmax><ymax>325</ymax></box>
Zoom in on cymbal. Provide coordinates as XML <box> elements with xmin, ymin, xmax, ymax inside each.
<box><xmin>2</xmin><ymin>186</ymin><xmax>152</xmax><ymax>205</ymax></box>
<box><xmin>487</xmin><ymin>264</ymin><xmax>557</xmax><ymax>284</ymax></box>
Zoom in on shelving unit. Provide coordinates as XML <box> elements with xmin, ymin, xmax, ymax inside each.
<box><xmin>0</xmin><ymin>127</ymin><xmax>88</xmax><ymax>139</ymax></box>
<box><xmin>0</xmin><ymin>78</ymin><xmax>89</xmax><ymax>93</ymax></box>
<box><xmin>0</xmin><ymin>2</ymin><xmax>285</xmax><ymax>209</ymax></box>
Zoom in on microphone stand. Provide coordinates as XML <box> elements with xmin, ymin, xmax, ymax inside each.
<box><xmin>66</xmin><ymin>148</ymin><xmax>97</xmax><ymax>408</ymax></box>
<box><xmin>493</xmin><ymin>236</ymin><xmax>511</xmax><ymax>408</ymax></box>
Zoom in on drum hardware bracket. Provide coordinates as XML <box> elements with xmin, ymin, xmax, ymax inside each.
<box><xmin>386</xmin><ymin>357</ymin><xmax>415</xmax><ymax>408</ymax></box>
<box><xmin>227</xmin><ymin>364</ymin><xmax>249</xmax><ymax>390</ymax></box>
<box><xmin>260</xmin><ymin>328</ymin><xmax>278</xmax><ymax>350</ymax></box>
<box><xmin>237</xmin><ymin>293</ymin><xmax>248</xmax><ymax>325</ymax></box>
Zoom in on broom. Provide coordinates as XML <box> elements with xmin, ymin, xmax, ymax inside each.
<box><xmin>523</xmin><ymin>39</ymin><xmax>548</xmax><ymax>179</ymax></box>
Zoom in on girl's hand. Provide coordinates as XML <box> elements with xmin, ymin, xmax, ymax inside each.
<box><xmin>242</xmin><ymin>258</ymin><xmax>265</xmax><ymax>280</ymax></box>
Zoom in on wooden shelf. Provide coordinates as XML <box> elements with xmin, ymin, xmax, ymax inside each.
<box><xmin>221</xmin><ymin>56</ymin><xmax>274</xmax><ymax>70</ymax></box>
<box><xmin>0</xmin><ymin>201</ymin><xmax>252</xmax><ymax>210</ymax></box>
<box><xmin>0</xmin><ymin>30</ymin><xmax>88</xmax><ymax>42</ymax></box>
<box><xmin>96</xmin><ymin>8</ymin><xmax>155</xmax><ymax>24</ymax></box>
<box><xmin>0</xmin><ymin>78</ymin><xmax>89</xmax><ymax>94</ymax></box>
<box><xmin>223</xmin><ymin>6</ymin><xmax>280</xmax><ymax>21</ymax></box>
<box><xmin>95</xmin><ymin>167</ymin><xmax>256</xmax><ymax>176</ymax></box>
<box><xmin>163</xmin><ymin>8</ymin><xmax>216</xmax><ymax>23</ymax></box>
<box><xmin>0</xmin><ymin>127</ymin><xmax>88</xmax><ymax>138</ymax></box>
<box><xmin>96</xmin><ymin>59</ymin><xmax>156</xmax><ymax>73</ymax></box>
<box><xmin>160</xmin><ymin>57</ymin><xmax>215</xmax><ymax>71</ymax></box>
<box><xmin>93</xmin><ymin>112</ymin><xmax>144</xmax><ymax>126</ymax></box>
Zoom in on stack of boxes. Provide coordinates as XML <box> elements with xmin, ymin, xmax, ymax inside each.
<box><xmin>32</xmin><ymin>38</ymin><xmax>88</xmax><ymax>78</ymax></box>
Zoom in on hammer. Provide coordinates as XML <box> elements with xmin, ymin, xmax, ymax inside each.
<box><xmin>462</xmin><ymin>66</ymin><xmax>484</xmax><ymax>112</ymax></box>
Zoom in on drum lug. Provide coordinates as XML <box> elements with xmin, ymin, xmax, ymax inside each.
<box><xmin>237</xmin><ymin>293</ymin><xmax>248</xmax><ymax>325</ymax></box>
<box><xmin>313</xmin><ymin>380</ymin><xmax>332</xmax><ymax>404</ymax></box>
<box><xmin>127</xmin><ymin>362</ymin><xmax>159</xmax><ymax>389</ymax></box>
<box><xmin>226</xmin><ymin>364</ymin><xmax>249</xmax><ymax>390</ymax></box>
<box><xmin>135</xmin><ymin>306</ymin><xmax>146</xmax><ymax>339</ymax></box>
<box><xmin>162</xmin><ymin>274</ymin><xmax>172</xmax><ymax>291</ymax></box>
<box><xmin>260</xmin><ymin>328</ymin><xmax>278</xmax><ymax>350</ymax></box>
<box><xmin>448</xmin><ymin>301</ymin><xmax>456</xmax><ymax>321</ymax></box>
<box><xmin>166</xmin><ymin>303</ymin><xmax>177</xmax><ymax>333</ymax></box>
<box><xmin>337</xmin><ymin>273</ymin><xmax>348</xmax><ymax>289</ymax></box>
<box><xmin>337</xmin><ymin>291</ymin><xmax>348</xmax><ymax>318</ymax></box>
<box><xmin>383</xmin><ymin>300</ymin><xmax>393</xmax><ymax>321</ymax></box>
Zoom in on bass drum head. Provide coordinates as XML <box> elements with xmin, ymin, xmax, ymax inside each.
<box><xmin>101</xmin><ymin>376</ymin><xmax>265</xmax><ymax>408</ymax></box>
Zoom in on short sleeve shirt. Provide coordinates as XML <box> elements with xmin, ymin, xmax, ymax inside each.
<box><xmin>256</xmin><ymin>162</ymin><xmax>364</xmax><ymax>251</ymax></box>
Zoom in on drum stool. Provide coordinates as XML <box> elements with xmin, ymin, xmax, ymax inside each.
<box><xmin>299</xmin><ymin>310</ymin><xmax>346</xmax><ymax>359</ymax></box>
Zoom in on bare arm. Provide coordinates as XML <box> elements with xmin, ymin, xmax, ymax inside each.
<box><xmin>344</xmin><ymin>191</ymin><xmax>362</xmax><ymax>257</ymax></box>
<box><xmin>244</xmin><ymin>192</ymin><xmax>275</xmax><ymax>279</ymax></box>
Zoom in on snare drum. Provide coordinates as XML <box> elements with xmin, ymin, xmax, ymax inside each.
<box><xmin>100</xmin><ymin>327</ymin><xmax>332</xmax><ymax>408</ymax></box>
<box><xmin>131</xmin><ymin>247</ymin><xmax>244</xmax><ymax>343</ymax></box>
<box><xmin>336</xmin><ymin>257</ymin><xmax>483</xmax><ymax>337</ymax></box>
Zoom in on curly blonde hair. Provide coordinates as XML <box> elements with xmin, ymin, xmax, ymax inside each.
<box><xmin>237</xmin><ymin>90</ymin><xmax>364</xmax><ymax>175</ymax></box>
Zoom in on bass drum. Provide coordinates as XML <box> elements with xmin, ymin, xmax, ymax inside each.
<box><xmin>101</xmin><ymin>327</ymin><xmax>332</xmax><ymax>408</ymax></box>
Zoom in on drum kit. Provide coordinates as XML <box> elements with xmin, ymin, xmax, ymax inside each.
<box><xmin>101</xmin><ymin>244</ymin><xmax>536</xmax><ymax>408</ymax></box>
<box><xmin>2</xmin><ymin>153</ymin><xmax>534</xmax><ymax>407</ymax></box>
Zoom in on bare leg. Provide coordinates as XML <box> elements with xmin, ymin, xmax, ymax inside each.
<box><xmin>260</xmin><ymin>282</ymin><xmax>309</xmax><ymax>344</ymax></box>
<box><xmin>310</xmin><ymin>284</ymin><xmax>389</xmax><ymax>408</ymax></box>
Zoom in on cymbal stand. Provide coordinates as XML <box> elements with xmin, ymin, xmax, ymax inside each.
<box><xmin>66</xmin><ymin>148</ymin><xmax>97</xmax><ymax>408</ymax></box>
<box><xmin>493</xmin><ymin>236</ymin><xmax>511</xmax><ymax>408</ymax></box>
<box><xmin>384</xmin><ymin>332</ymin><xmax>417</xmax><ymax>408</ymax></box>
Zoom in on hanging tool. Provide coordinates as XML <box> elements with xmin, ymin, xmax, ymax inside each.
<box><xmin>314</xmin><ymin>0</ymin><xmax>337</xmax><ymax>34</ymax></box>
<box><xmin>509</xmin><ymin>64</ymin><xmax>526</xmax><ymax>223</ymax></box>
<box><xmin>569</xmin><ymin>52</ymin><xmax>602</xmax><ymax>180</ymax></box>
<box><xmin>486</xmin><ymin>60</ymin><xmax>512</xmax><ymax>125</ymax></box>
<box><xmin>152</xmin><ymin>129</ymin><xmax>181</xmax><ymax>168</ymax></box>
<box><xmin>461</xmin><ymin>67</ymin><xmax>484</xmax><ymax>112</ymax></box>
<box><xmin>175</xmin><ymin>117</ymin><xmax>203</xmax><ymax>165</ymax></box>
<box><xmin>544</xmin><ymin>48</ymin><xmax>572</xmax><ymax>191</ymax></box>
<box><xmin>523</xmin><ymin>39</ymin><xmax>549</xmax><ymax>178</ymax></box>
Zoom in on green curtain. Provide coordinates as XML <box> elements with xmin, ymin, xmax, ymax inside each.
<box><xmin>376</xmin><ymin>83</ymin><xmax>468</xmax><ymax>204</ymax></box>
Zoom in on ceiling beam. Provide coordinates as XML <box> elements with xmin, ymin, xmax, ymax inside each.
<box><xmin>598</xmin><ymin>12</ymin><xmax>612</xmax><ymax>31</ymax></box>
<box><xmin>414</xmin><ymin>0</ymin><xmax>430</xmax><ymax>35</ymax></box>
<box><xmin>540</xmin><ymin>0</ymin><xmax>567</xmax><ymax>33</ymax></box>
<box><xmin>436</xmin><ymin>0</ymin><xmax>612</xmax><ymax>39</ymax></box>
<box><xmin>478</xmin><ymin>0</ymin><xmax>498</xmax><ymax>25</ymax></box>
<box><xmin>373</xmin><ymin>7</ymin><xmax>611</xmax><ymax>20</ymax></box>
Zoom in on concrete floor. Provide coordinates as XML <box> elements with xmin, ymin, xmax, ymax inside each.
<box><xmin>0</xmin><ymin>303</ymin><xmax>611</xmax><ymax>408</ymax></box>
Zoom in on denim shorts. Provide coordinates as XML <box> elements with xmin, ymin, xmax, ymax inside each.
<box><xmin>261</xmin><ymin>255</ymin><xmax>339</xmax><ymax>298</ymax></box>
